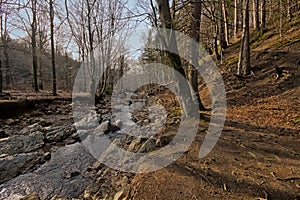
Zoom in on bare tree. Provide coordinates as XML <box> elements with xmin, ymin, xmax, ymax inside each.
<box><xmin>219</xmin><ymin>0</ymin><xmax>227</xmax><ymax>50</ymax></box>
<box><xmin>0</xmin><ymin>2</ymin><xmax>2</xmax><ymax>93</ymax></box>
<box><xmin>234</xmin><ymin>0</ymin><xmax>239</xmax><ymax>38</ymax></box>
<box><xmin>37</xmin><ymin>3</ymin><xmax>49</xmax><ymax>90</ymax></box>
<box><xmin>0</xmin><ymin>0</ymin><xmax>4</xmax><ymax>93</ymax></box>
<box><xmin>190</xmin><ymin>0</ymin><xmax>206</xmax><ymax>110</ymax></box>
<box><xmin>237</xmin><ymin>0</ymin><xmax>250</xmax><ymax>76</ymax></box>
<box><xmin>0</xmin><ymin>0</ymin><xmax>13</xmax><ymax>90</ymax></box>
<box><xmin>253</xmin><ymin>0</ymin><xmax>260</xmax><ymax>31</ymax></box>
<box><xmin>65</xmin><ymin>0</ymin><xmax>131</xmax><ymax>96</ymax></box>
<box><xmin>222</xmin><ymin>0</ymin><xmax>229</xmax><ymax>45</ymax></box>
<box><xmin>50</xmin><ymin>0</ymin><xmax>57</xmax><ymax>96</ymax></box>
<box><xmin>260</xmin><ymin>0</ymin><xmax>266</xmax><ymax>33</ymax></box>
<box><xmin>156</xmin><ymin>0</ymin><xmax>198</xmax><ymax>116</ymax></box>
<box><xmin>31</xmin><ymin>0</ymin><xmax>39</xmax><ymax>91</ymax></box>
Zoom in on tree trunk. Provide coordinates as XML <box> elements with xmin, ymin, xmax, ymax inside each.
<box><xmin>222</xmin><ymin>0</ymin><xmax>229</xmax><ymax>45</ymax></box>
<box><xmin>87</xmin><ymin>0</ymin><xmax>96</xmax><ymax>96</ymax></box>
<box><xmin>190</xmin><ymin>1</ymin><xmax>206</xmax><ymax>110</ymax></box>
<box><xmin>279</xmin><ymin>0</ymin><xmax>283</xmax><ymax>37</ymax></box>
<box><xmin>287</xmin><ymin>0</ymin><xmax>293</xmax><ymax>20</ymax></box>
<box><xmin>156</xmin><ymin>0</ymin><xmax>197</xmax><ymax>117</ymax></box>
<box><xmin>253</xmin><ymin>0</ymin><xmax>260</xmax><ymax>31</ymax></box>
<box><xmin>260</xmin><ymin>0</ymin><xmax>266</xmax><ymax>33</ymax></box>
<box><xmin>234</xmin><ymin>0</ymin><xmax>239</xmax><ymax>38</ymax></box>
<box><xmin>238</xmin><ymin>0</ymin><xmax>251</xmax><ymax>75</ymax></box>
<box><xmin>219</xmin><ymin>0</ymin><xmax>227</xmax><ymax>49</ymax></box>
<box><xmin>0</xmin><ymin>5</ymin><xmax>2</xmax><ymax>93</ymax></box>
<box><xmin>38</xmin><ymin>28</ymin><xmax>44</xmax><ymax>90</ymax></box>
<box><xmin>0</xmin><ymin>58</ymin><xmax>2</xmax><ymax>94</ymax></box>
<box><xmin>50</xmin><ymin>0</ymin><xmax>57</xmax><ymax>96</ymax></box>
<box><xmin>31</xmin><ymin>0</ymin><xmax>39</xmax><ymax>92</ymax></box>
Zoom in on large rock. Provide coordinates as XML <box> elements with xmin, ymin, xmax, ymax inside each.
<box><xmin>0</xmin><ymin>131</ymin><xmax>45</xmax><ymax>155</ymax></box>
<box><xmin>0</xmin><ymin>153</ymin><xmax>39</xmax><ymax>184</ymax></box>
<box><xmin>19</xmin><ymin>123</ymin><xmax>43</xmax><ymax>135</ymax></box>
<box><xmin>0</xmin><ymin>143</ymin><xmax>96</xmax><ymax>199</ymax></box>
<box><xmin>45</xmin><ymin>126</ymin><xmax>77</xmax><ymax>142</ymax></box>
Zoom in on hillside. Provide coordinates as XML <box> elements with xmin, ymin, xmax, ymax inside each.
<box><xmin>127</xmin><ymin>14</ymin><xmax>300</xmax><ymax>200</ymax></box>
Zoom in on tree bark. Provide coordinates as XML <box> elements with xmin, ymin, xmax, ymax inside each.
<box><xmin>234</xmin><ymin>0</ymin><xmax>239</xmax><ymax>38</ymax></box>
<box><xmin>156</xmin><ymin>0</ymin><xmax>185</xmax><ymax>76</ymax></box>
<box><xmin>38</xmin><ymin>29</ymin><xmax>44</xmax><ymax>90</ymax></box>
<box><xmin>3</xmin><ymin>13</ymin><xmax>10</xmax><ymax>87</ymax></box>
<box><xmin>238</xmin><ymin>0</ymin><xmax>251</xmax><ymax>75</ymax></box>
<box><xmin>222</xmin><ymin>0</ymin><xmax>229</xmax><ymax>45</ymax></box>
<box><xmin>50</xmin><ymin>0</ymin><xmax>57</xmax><ymax>96</ymax></box>
<box><xmin>253</xmin><ymin>0</ymin><xmax>260</xmax><ymax>31</ymax></box>
<box><xmin>0</xmin><ymin>3</ymin><xmax>2</xmax><ymax>93</ymax></box>
<box><xmin>86</xmin><ymin>0</ymin><xmax>96</xmax><ymax>96</ymax></box>
<box><xmin>0</xmin><ymin>58</ymin><xmax>2</xmax><ymax>94</ymax></box>
<box><xmin>156</xmin><ymin>0</ymin><xmax>198</xmax><ymax>116</ymax></box>
<box><xmin>190</xmin><ymin>1</ymin><xmax>206</xmax><ymax>110</ymax></box>
<box><xmin>260</xmin><ymin>0</ymin><xmax>266</xmax><ymax>33</ymax></box>
<box><xmin>219</xmin><ymin>0</ymin><xmax>227</xmax><ymax>49</ymax></box>
<box><xmin>31</xmin><ymin>0</ymin><xmax>39</xmax><ymax>92</ymax></box>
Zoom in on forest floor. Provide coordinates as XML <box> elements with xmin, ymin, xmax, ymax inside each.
<box><xmin>0</xmin><ymin>16</ymin><xmax>300</xmax><ymax>200</ymax></box>
<box><xmin>127</xmin><ymin>20</ymin><xmax>300</xmax><ymax>200</ymax></box>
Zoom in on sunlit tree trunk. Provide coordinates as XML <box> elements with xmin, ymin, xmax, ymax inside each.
<box><xmin>234</xmin><ymin>0</ymin><xmax>239</xmax><ymax>38</ymax></box>
<box><xmin>219</xmin><ymin>0</ymin><xmax>227</xmax><ymax>49</ymax></box>
<box><xmin>238</xmin><ymin>0</ymin><xmax>251</xmax><ymax>76</ymax></box>
<box><xmin>222</xmin><ymin>0</ymin><xmax>229</xmax><ymax>45</ymax></box>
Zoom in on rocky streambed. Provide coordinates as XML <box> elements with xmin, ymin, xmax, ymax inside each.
<box><xmin>0</xmin><ymin>93</ymin><xmax>181</xmax><ymax>199</ymax></box>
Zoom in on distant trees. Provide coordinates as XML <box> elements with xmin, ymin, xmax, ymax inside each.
<box><xmin>65</xmin><ymin>0</ymin><xmax>131</xmax><ymax>97</ymax></box>
<box><xmin>1</xmin><ymin>0</ymin><xmax>299</xmax><ymax>94</ymax></box>
<box><xmin>0</xmin><ymin>0</ymin><xmax>13</xmax><ymax>93</ymax></box>
<box><xmin>0</xmin><ymin>0</ymin><xmax>79</xmax><ymax>92</ymax></box>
